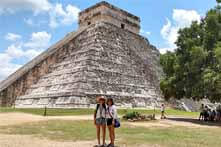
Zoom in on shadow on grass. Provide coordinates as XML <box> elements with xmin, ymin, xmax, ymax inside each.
<box><xmin>167</xmin><ymin>117</ymin><xmax>221</xmax><ymax>127</ymax></box>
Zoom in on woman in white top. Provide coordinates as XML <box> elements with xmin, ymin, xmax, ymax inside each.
<box><xmin>106</xmin><ymin>98</ymin><xmax>118</xmax><ymax>147</ymax></box>
<box><xmin>94</xmin><ymin>96</ymin><xmax>107</xmax><ymax>147</ymax></box>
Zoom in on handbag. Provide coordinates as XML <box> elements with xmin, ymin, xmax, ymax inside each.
<box><xmin>114</xmin><ymin>119</ymin><xmax>120</xmax><ymax>128</ymax></box>
<box><xmin>108</xmin><ymin>106</ymin><xmax>120</xmax><ymax>128</ymax></box>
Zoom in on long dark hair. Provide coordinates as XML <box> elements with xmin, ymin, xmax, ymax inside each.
<box><xmin>107</xmin><ymin>98</ymin><xmax>114</xmax><ymax>105</ymax></box>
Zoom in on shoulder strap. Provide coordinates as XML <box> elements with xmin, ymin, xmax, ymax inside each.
<box><xmin>103</xmin><ymin>104</ymin><xmax>107</xmax><ymax>112</ymax></box>
<box><xmin>108</xmin><ymin>107</ymin><xmax>113</xmax><ymax>118</ymax></box>
<box><xmin>95</xmin><ymin>104</ymin><xmax>100</xmax><ymax>117</ymax></box>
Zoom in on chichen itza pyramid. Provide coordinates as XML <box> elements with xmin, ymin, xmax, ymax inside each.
<box><xmin>0</xmin><ymin>1</ymin><xmax>163</xmax><ymax>108</ymax></box>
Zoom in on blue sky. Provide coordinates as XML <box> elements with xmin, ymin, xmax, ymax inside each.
<box><xmin>0</xmin><ymin>0</ymin><xmax>217</xmax><ymax>81</ymax></box>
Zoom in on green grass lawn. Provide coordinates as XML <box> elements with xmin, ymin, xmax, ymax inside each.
<box><xmin>0</xmin><ymin>107</ymin><xmax>199</xmax><ymax>117</ymax></box>
<box><xmin>0</xmin><ymin>120</ymin><xmax>220</xmax><ymax>147</ymax></box>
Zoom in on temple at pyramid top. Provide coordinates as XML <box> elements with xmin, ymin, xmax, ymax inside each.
<box><xmin>79</xmin><ymin>1</ymin><xmax>141</xmax><ymax>34</ymax></box>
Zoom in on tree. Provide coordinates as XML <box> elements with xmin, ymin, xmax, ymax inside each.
<box><xmin>160</xmin><ymin>51</ymin><xmax>176</xmax><ymax>77</ymax></box>
<box><xmin>160</xmin><ymin>4</ymin><xmax>221</xmax><ymax>102</ymax></box>
<box><xmin>160</xmin><ymin>52</ymin><xmax>177</xmax><ymax>99</ymax></box>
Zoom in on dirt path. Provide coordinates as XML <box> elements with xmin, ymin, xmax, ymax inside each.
<box><xmin>0</xmin><ymin>134</ymin><xmax>96</xmax><ymax>147</ymax></box>
<box><xmin>0</xmin><ymin>134</ymin><xmax>159</xmax><ymax>147</ymax></box>
<box><xmin>0</xmin><ymin>112</ymin><xmax>92</xmax><ymax>126</ymax></box>
<box><xmin>127</xmin><ymin>116</ymin><xmax>221</xmax><ymax>129</ymax></box>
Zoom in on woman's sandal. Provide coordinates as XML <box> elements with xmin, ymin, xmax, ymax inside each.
<box><xmin>107</xmin><ymin>143</ymin><xmax>115</xmax><ymax>147</ymax></box>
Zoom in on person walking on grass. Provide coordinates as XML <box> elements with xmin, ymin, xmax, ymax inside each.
<box><xmin>161</xmin><ymin>103</ymin><xmax>166</xmax><ymax>119</ymax></box>
<box><xmin>94</xmin><ymin>96</ymin><xmax>107</xmax><ymax>147</ymax></box>
<box><xmin>199</xmin><ymin>104</ymin><xmax>205</xmax><ymax>121</ymax></box>
<box><xmin>106</xmin><ymin>98</ymin><xmax>118</xmax><ymax>147</ymax></box>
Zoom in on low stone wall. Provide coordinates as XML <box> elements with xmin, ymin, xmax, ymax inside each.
<box><xmin>169</xmin><ymin>98</ymin><xmax>221</xmax><ymax>112</ymax></box>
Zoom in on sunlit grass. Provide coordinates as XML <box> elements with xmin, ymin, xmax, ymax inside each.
<box><xmin>0</xmin><ymin>120</ymin><xmax>220</xmax><ymax>147</ymax></box>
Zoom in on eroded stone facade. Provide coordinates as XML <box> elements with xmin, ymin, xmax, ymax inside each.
<box><xmin>0</xmin><ymin>1</ymin><xmax>163</xmax><ymax>108</ymax></box>
<box><xmin>79</xmin><ymin>1</ymin><xmax>140</xmax><ymax>34</ymax></box>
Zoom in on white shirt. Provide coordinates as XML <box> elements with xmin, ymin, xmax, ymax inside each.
<box><xmin>106</xmin><ymin>105</ymin><xmax>118</xmax><ymax>119</ymax></box>
<box><xmin>161</xmin><ymin>105</ymin><xmax>165</xmax><ymax>112</ymax></box>
<box><xmin>95</xmin><ymin>104</ymin><xmax>106</xmax><ymax>119</ymax></box>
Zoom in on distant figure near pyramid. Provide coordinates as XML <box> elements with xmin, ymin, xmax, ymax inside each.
<box><xmin>0</xmin><ymin>1</ymin><xmax>163</xmax><ymax>108</ymax></box>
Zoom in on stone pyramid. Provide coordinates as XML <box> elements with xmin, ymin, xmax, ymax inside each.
<box><xmin>0</xmin><ymin>1</ymin><xmax>163</xmax><ymax>108</ymax></box>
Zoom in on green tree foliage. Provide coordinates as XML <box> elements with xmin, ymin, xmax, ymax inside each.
<box><xmin>160</xmin><ymin>52</ymin><xmax>177</xmax><ymax>99</ymax></box>
<box><xmin>160</xmin><ymin>5</ymin><xmax>221</xmax><ymax>102</ymax></box>
<box><xmin>217</xmin><ymin>0</ymin><xmax>221</xmax><ymax>4</ymax></box>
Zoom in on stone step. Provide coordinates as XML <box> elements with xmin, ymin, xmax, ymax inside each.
<box><xmin>30</xmin><ymin>79</ymin><xmax>88</xmax><ymax>89</ymax></box>
<box><xmin>44</xmin><ymin>67</ymin><xmax>87</xmax><ymax>78</ymax></box>
<box><xmin>29</xmin><ymin>71</ymin><xmax>148</xmax><ymax>88</ymax></box>
<box><xmin>25</xmin><ymin>85</ymin><xmax>95</xmax><ymax>95</ymax></box>
<box><xmin>19</xmin><ymin>90</ymin><xmax>85</xmax><ymax>99</ymax></box>
<box><xmin>16</xmin><ymin>95</ymin><xmax>90</xmax><ymax>108</ymax></box>
<box><xmin>37</xmin><ymin>64</ymin><xmax>145</xmax><ymax>86</ymax></box>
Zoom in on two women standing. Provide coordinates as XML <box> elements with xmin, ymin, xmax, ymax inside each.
<box><xmin>94</xmin><ymin>96</ymin><xmax>118</xmax><ymax>147</ymax></box>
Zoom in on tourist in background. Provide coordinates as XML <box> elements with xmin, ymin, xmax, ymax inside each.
<box><xmin>204</xmin><ymin>105</ymin><xmax>209</xmax><ymax>121</ymax></box>
<box><xmin>106</xmin><ymin>98</ymin><xmax>118</xmax><ymax>147</ymax></box>
<box><xmin>211</xmin><ymin>110</ymin><xmax>216</xmax><ymax>121</ymax></box>
<box><xmin>94</xmin><ymin>96</ymin><xmax>107</xmax><ymax>147</ymax></box>
<box><xmin>161</xmin><ymin>103</ymin><xmax>166</xmax><ymax>119</ymax></box>
<box><xmin>199</xmin><ymin>104</ymin><xmax>205</xmax><ymax>121</ymax></box>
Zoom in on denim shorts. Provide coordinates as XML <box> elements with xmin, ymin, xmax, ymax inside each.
<box><xmin>96</xmin><ymin>118</ymin><xmax>106</xmax><ymax>125</ymax></box>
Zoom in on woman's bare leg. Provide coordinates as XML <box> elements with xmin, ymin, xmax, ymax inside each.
<box><xmin>112</xmin><ymin>126</ymin><xmax>115</xmax><ymax>141</ymax></box>
<box><xmin>101</xmin><ymin>125</ymin><xmax>106</xmax><ymax>145</ymax></box>
<box><xmin>96</xmin><ymin>125</ymin><xmax>101</xmax><ymax>145</ymax></box>
<box><xmin>110</xmin><ymin>125</ymin><xmax>115</xmax><ymax>145</ymax></box>
<box><xmin>108</xmin><ymin>125</ymin><xmax>112</xmax><ymax>144</ymax></box>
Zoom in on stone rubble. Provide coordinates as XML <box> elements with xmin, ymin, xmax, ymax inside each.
<box><xmin>170</xmin><ymin>98</ymin><xmax>221</xmax><ymax>112</ymax></box>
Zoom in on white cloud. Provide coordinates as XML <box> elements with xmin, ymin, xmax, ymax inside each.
<box><xmin>0</xmin><ymin>53</ymin><xmax>12</xmax><ymax>64</ymax></box>
<box><xmin>0</xmin><ymin>31</ymin><xmax>51</xmax><ymax>81</ymax></box>
<box><xmin>24</xmin><ymin>18</ymin><xmax>34</xmax><ymax>26</ymax></box>
<box><xmin>6</xmin><ymin>44</ymin><xmax>41</xmax><ymax>60</ymax></box>
<box><xmin>49</xmin><ymin>3</ymin><xmax>80</xmax><ymax>28</ymax></box>
<box><xmin>5</xmin><ymin>33</ymin><xmax>22</xmax><ymax>41</ymax></box>
<box><xmin>0</xmin><ymin>53</ymin><xmax>22</xmax><ymax>81</ymax></box>
<box><xmin>6</xmin><ymin>44</ymin><xmax>24</xmax><ymax>58</ymax></box>
<box><xmin>140</xmin><ymin>29</ymin><xmax>151</xmax><ymax>36</ymax></box>
<box><xmin>0</xmin><ymin>0</ymin><xmax>80</xmax><ymax>28</ymax></box>
<box><xmin>62</xmin><ymin>5</ymin><xmax>80</xmax><ymax>25</ymax></box>
<box><xmin>24</xmin><ymin>31</ymin><xmax>51</xmax><ymax>49</ymax></box>
<box><xmin>159</xmin><ymin>47</ymin><xmax>175</xmax><ymax>54</ymax></box>
<box><xmin>160</xmin><ymin>9</ymin><xmax>201</xmax><ymax>53</ymax></box>
<box><xmin>0</xmin><ymin>8</ymin><xmax>3</xmax><ymax>14</ymax></box>
<box><xmin>0</xmin><ymin>0</ymin><xmax>51</xmax><ymax>14</ymax></box>
<box><xmin>24</xmin><ymin>18</ymin><xmax>47</xmax><ymax>27</ymax></box>
<box><xmin>173</xmin><ymin>9</ymin><xmax>201</xmax><ymax>28</ymax></box>
<box><xmin>160</xmin><ymin>18</ymin><xmax>178</xmax><ymax>50</ymax></box>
